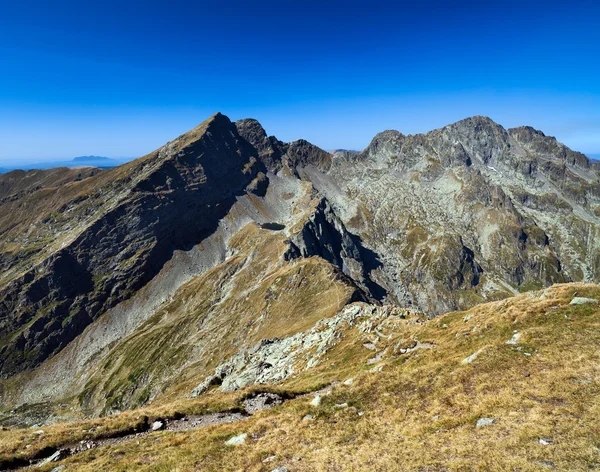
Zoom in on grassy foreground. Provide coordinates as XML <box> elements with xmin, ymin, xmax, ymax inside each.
<box><xmin>1</xmin><ymin>283</ymin><xmax>599</xmax><ymax>471</ymax></box>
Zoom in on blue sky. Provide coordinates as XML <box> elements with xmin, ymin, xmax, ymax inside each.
<box><xmin>0</xmin><ymin>0</ymin><xmax>599</xmax><ymax>164</ymax></box>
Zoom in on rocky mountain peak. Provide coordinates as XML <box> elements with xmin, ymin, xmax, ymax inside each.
<box><xmin>234</xmin><ymin>117</ymin><xmax>283</xmax><ymax>172</ymax></box>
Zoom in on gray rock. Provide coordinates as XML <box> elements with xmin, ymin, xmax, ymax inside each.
<box><xmin>570</xmin><ymin>297</ymin><xmax>598</xmax><ymax>305</ymax></box>
<box><xmin>50</xmin><ymin>467</ymin><xmax>66</xmax><ymax>472</ymax></box>
<box><xmin>309</xmin><ymin>395</ymin><xmax>321</xmax><ymax>407</ymax></box>
<box><xmin>506</xmin><ymin>332</ymin><xmax>521</xmax><ymax>345</ymax></box>
<box><xmin>225</xmin><ymin>433</ymin><xmax>247</xmax><ymax>446</ymax></box>
<box><xmin>284</xmin><ymin>198</ymin><xmax>380</xmax><ymax>299</ymax></box>
<box><xmin>192</xmin><ymin>303</ymin><xmax>401</xmax><ymax>395</ymax></box>
<box><xmin>243</xmin><ymin>392</ymin><xmax>283</xmax><ymax>414</ymax></box>
<box><xmin>462</xmin><ymin>351</ymin><xmax>480</xmax><ymax>364</ymax></box>
<box><xmin>476</xmin><ymin>417</ymin><xmax>495</xmax><ymax>428</ymax></box>
<box><xmin>151</xmin><ymin>420</ymin><xmax>164</xmax><ymax>431</ymax></box>
<box><xmin>38</xmin><ymin>449</ymin><xmax>67</xmax><ymax>467</ymax></box>
<box><xmin>537</xmin><ymin>461</ymin><xmax>555</xmax><ymax>469</ymax></box>
<box><xmin>302</xmin><ymin>415</ymin><xmax>314</xmax><ymax>421</ymax></box>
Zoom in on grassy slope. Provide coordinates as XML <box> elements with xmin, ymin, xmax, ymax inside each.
<box><xmin>0</xmin><ymin>167</ymin><xmax>103</xmax><ymax>200</ymax></box>
<box><xmin>1</xmin><ymin>282</ymin><xmax>598</xmax><ymax>471</ymax></box>
<box><xmin>77</xmin><ymin>222</ymin><xmax>358</xmax><ymax>415</ymax></box>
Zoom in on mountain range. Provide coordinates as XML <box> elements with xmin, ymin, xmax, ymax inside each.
<box><xmin>0</xmin><ymin>113</ymin><xmax>598</xmax><ymax>470</ymax></box>
<box><xmin>0</xmin><ymin>156</ymin><xmax>131</xmax><ymax>173</ymax></box>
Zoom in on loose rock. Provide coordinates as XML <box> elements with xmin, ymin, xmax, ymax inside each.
<box><xmin>462</xmin><ymin>351</ymin><xmax>480</xmax><ymax>364</ymax></box>
<box><xmin>476</xmin><ymin>417</ymin><xmax>495</xmax><ymax>428</ymax></box>
<box><xmin>243</xmin><ymin>392</ymin><xmax>283</xmax><ymax>414</ymax></box>
<box><xmin>38</xmin><ymin>450</ymin><xmax>68</xmax><ymax>467</ymax></box>
<box><xmin>225</xmin><ymin>433</ymin><xmax>247</xmax><ymax>446</ymax></box>
<box><xmin>570</xmin><ymin>297</ymin><xmax>598</xmax><ymax>305</ymax></box>
<box><xmin>151</xmin><ymin>421</ymin><xmax>164</xmax><ymax>431</ymax></box>
<box><xmin>506</xmin><ymin>332</ymin><xmax>521</xmax><ymax>345</ymax></box>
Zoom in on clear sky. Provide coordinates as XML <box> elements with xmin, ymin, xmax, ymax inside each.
<box><xmin>0</xmin><ymin>0</ymin><xmax>599</xmax><ymax>164</ymax></box>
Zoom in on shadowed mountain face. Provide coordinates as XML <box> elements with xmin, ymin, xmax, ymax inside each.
<box><xmin>0</xmin><ymin>113</ymin><xmax>598</xmax><ymax>420</ymax></box>
<box><xmin>0</xmin><ymin>113</ymin><xmax>267</xmax><ymax>377</ymax></box>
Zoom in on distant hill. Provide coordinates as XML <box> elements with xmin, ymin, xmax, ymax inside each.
<box><xmin>72</xmin><ymin>155</ymin><xmax>112</xmax><ymax>163</ymax></box>
<box><xmin>0</xmin><ymin>156</ymin><xmax>132</xmax><ymax>173</ymax></box>
<box><xmin>330</xmin><ymin>148</ymin><xmax>359</xmax><ymax>154</ymax></box>
<box><xmin>587</xmin><ymin>153</ymin><xmax>600</xmax><ymax>161</ymax></box>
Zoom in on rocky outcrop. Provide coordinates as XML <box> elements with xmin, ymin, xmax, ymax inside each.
<box><xmin>191</xmin><ymin>302</ymin><xmax>408</xmax><ymax>396</ymax></box>
<box><xmin>509</xmin><ymin>125</ymin><xmax>592</xmax><ymax>169</ymax></box>
<box><xmin>235</xmin><ymin>119</ymin><xmax>332</xmax><ymax>176</ymax></box>
<box><xmin>284</xmin><ymin>198</ymin><xmax>385</xmax><ymax>300</ymax></box>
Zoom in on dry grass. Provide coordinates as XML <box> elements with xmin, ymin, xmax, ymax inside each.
<box><xmin>1</xmin><ymin>283</ymin><xmax>599</xmax><ymax>471</ymax></box>
<box><xmin>70</xmin><ymin>221</ymin><xmax>357</xmax><ymax>415</ymax></box>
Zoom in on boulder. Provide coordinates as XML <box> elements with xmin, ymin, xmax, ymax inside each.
<box><xmin>309</xmin><ymin>395</ymin><xmax>321</xmax><ymax>407</ymax></box>
<box><xmin>570</xmin><ymin>297</ymin><xmax>598</xmax><ymax>305</ymax></box>
<box><xmin>225</xmin><ymin>433</ymin><xmax>247</xmax><ymax>446</ymax></box>
<box><xmin>38</xmin><ymin>449</ymin><xmax>68</xmax><ymax>467</ymax></box>
<box><xmin>476</xmin><ymin>417</ymin><xmax>495</xmax><ymax>428</ymax></box>
<box><xmin>151</xmin><ymin>420</ymin><xmax>164</xmax><ymax>431</ymax></box>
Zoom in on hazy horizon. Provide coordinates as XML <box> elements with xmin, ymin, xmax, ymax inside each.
<box><xmin>0</xmin><ymin>112</ymin><xmax>599</xmax><ymax>169</ymax></box>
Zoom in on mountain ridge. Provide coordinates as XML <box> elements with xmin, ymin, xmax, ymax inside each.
<box><xmin>0</xmin><ymin>112</ymin><xmax>598</xmax><ymax>427</ymax></box>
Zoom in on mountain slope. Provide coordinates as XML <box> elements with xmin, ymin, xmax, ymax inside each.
<box><xmin>0</xmin><ymin>112</ymin><xmax>268</xmax><ymax>377</ymax></box>
<box><xmin>0</xmin><ymin>283</ymin><xmax>598</xmax><ymax>471</ymax></box>
<box><xmin>0</xmin><ymin>167</ymin><xmax>102</xmax><ymax>200</ymax></box>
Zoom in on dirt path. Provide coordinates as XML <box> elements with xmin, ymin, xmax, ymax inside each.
<box><xmin>5</xmin><ymin>390</ymin><xmax>316</xmax><ymax>471</ymax></box>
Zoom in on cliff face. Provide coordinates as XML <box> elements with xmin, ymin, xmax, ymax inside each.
<box><xmin>0</xmin><ymin>113</ymin><xmax>599</xmax><ymax>421</ymax></box>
